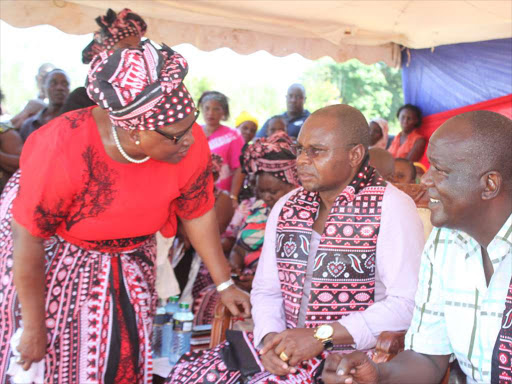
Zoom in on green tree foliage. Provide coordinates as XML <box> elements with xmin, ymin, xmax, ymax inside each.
<box><xmin>301</xmin><ymin>58</ymin><xmax>404</xmax><ymax>133</ymax></box>
<box><xmin>185</xmin><ymin>76</ymin><xmax>214</xmax><ymax>104</ymax></box>
<box><xmin>185</xmin><ymin>76</ymin><xmax>281</xmax><ymax>129</ymax></box>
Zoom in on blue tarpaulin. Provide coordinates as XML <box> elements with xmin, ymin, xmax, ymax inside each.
<box><xmin>401</xmin><ymin>38</ymin><xmax>512</xmax><ymax>117</ymax></box>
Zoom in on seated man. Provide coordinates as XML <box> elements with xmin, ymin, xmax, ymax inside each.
<box><xmin>19</xmin><ymin>69</ymin><xmax>70</xmax><ymax>142</ymax></box>
<box><xmin>322</xmin><ymin>110</ymin><xmax>512</xmax><ymax>384</ymax></box>
<box><xmin>167</xmin><ymin>104</ymin><xmax>425</xmax><ymax>383</ymax></box>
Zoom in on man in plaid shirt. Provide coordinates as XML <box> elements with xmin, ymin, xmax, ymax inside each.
<box><xmin>322</xmin><ymin>110</ymin><xmax>512</xmax><ymax>384</ymax></box>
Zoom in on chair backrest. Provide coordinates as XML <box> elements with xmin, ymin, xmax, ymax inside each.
<box><xmin>393</xmin><ymin>183</ymin><xmax>433</xmax><ymax>241</ymax></box>
<box><xmin>417</xmin><ymin>207</ymin><xmax>433</xmax><ymax>241</ymax></box>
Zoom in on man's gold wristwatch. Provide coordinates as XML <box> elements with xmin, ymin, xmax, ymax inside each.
<box><xmin>313</xmin><ymin>324</ymin><xmax>334</xmax><ymax>351</ymax></box>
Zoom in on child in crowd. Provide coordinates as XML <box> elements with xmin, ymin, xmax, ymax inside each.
<box><xmin>266</xmin><ymin>115</ymin><xmax>286</xmax><ymax>137</ymax></box>
<box><xmin>391</xmin><ymin>157</ymin><xmax>417</xmax><ymax>184</ymax></box>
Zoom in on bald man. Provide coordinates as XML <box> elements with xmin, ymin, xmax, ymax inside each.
<box><xmin>256</xmin><ymin>83</ymin><xmax>310</xmax><ymax>139</ymax></box>
<box><xmin>323</xmin><ymin>111</ymin><xmax>512</xmax><ymax>384</ymax></box>
<box><xmin>167</xmin><ymin>105</ymin><xmax>425</xmax><ymax>383</ymax></box>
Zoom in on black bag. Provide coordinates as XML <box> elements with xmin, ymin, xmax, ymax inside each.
<box><xmin>220</xmin><ymin>330</ymin><xmax>263</xmax><ymax>377</ymax></box>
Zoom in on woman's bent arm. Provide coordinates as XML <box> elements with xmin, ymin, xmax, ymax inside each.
<box><xmin>12</xmin><ymin>218</ymin><xmax>47</xmax><ymax>370</ymax></box>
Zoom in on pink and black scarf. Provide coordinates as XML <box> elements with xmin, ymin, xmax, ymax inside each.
<box><xmin>82</xmin><ymin>8</ymin><xmax>147</xmax><ymax>64</ymax></box>
<box><xmin>275</xmin><ymin>158</ymin><xmax>386</xmax><ymax>340</ymax></box>
<box><xmin>492</xmin><ymin>277</ymin><xmax>512</xmax><ymax>383</ymax></box>
<box><xmin>86</xmin><ymin>40</ymin><xmax>194</xmax><ymax>130</ymax></box>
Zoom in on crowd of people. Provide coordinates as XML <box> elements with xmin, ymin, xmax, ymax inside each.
<box><xmin>0</xmin><ymin>7</ymin><xmax>510</xmax><ymax>384</ymax></box>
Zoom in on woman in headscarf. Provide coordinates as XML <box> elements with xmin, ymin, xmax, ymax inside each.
<box><xmin>235</xmin><ymin>111</ymin><xmax>259</xmax><ymax>144</ymax></box>
<box><xmin>368</xmin><ymin>117</ymin><xmax>389</xmax><ymax>150</ymax></box>
<box><xmin>188</xmin><ymin>131</ymin><xmax>299</xmax><ymax>335</ymax></box>
<box><xmin>0</xmin><ymin>41</ymin><xmax>249</xmax><ymax>384</ymax></box>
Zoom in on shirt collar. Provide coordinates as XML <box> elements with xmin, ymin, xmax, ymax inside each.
<box><xmin>493</xmin><ymin>213</ymin><xmax>512</xmax><ymax>247</ymax></box>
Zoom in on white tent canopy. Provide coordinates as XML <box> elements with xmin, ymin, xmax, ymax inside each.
<box><xmin>1</xmin><ymin>0</ymin><xmax>511</xmax><ymax>66</ymax></box>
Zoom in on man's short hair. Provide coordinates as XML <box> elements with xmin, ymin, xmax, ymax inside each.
<box><xmin>458</xmin><ymin>111</ymin><xmax>512</xmax><ymax>183</ymax></box>
<box><xmin>310</xmin><ymin>104</ymin><xmax>370</xmax><ymax>149</ymax></box>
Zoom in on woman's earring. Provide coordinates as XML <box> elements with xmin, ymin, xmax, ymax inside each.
<box><xmin>135</xmin><ymin>140</ymin><xmax>141</xmax><ymax>145</ymax></box>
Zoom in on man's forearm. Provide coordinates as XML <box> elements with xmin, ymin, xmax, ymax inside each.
<box><xmin>378</xmin><ymin>350</ymin><xmax>450</xmax><ymax>384</ymax></box>
<box><xmin>332</xmin><ymin>322</ymin><xmax>355</xmax><ymax>345</ymax></box>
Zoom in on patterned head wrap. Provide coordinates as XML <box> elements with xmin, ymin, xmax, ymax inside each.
<box><xmin>86</xmin><ymin>40</ymin><xmax>195</xmax><ymax>130</ymax></box>
<box><xmin>82</xmin><ymin>8</ymin><xmax>147</xmax><ymax>64</ymax></box>
<box><xmin>235</xmin><ymin>111</ymin><xmax>259</xmax><ymax>129</ymax></box>
<box><xmin>211</xmin><ymin>153</ymin><xmax>224</xmax><ymax>179</ymax></box>
<box><xmin>243</xmin><ymin>131</ymin><xmax>298</xmax><ymax>186</ymax></box>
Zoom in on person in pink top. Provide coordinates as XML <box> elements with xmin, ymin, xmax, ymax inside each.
<box><xmin>166</xmin><ymin>104</ymin><xmax>425</xmax><ymax>384</ymax></box>
<box><xmin>199</xmin><ymin>91</ymin><xmax>245</xmax><ymax>192</ymax></box>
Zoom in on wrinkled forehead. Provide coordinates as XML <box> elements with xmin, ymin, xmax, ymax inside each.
<box><xmin>428</xmin><ymin>120</ymin><xmax>476</xmax><ymax>164</ymax></box>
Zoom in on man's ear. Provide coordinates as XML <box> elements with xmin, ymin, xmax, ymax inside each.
<box><xmin>481</xmin><ymin>171</ymin><xmax>502</xmax><ymax>200</ymax></box>
<box><xmin>349</xmin><ymin>144</ymin><xmax>366</xmax><ymax>169</ymax></box>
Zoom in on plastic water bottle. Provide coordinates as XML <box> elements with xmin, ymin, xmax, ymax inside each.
<box><xmin>169</xmin><ymin>303</ymin><xmax>194</xmax><ymax>365</ymax></box>
<box><xmin>152</xmin><ymin>305</ymin><xmax>166</xmax><ymax>358</ymax></box>
<box><xmin>161</xmin><ymin>296</ymin><xmax>179</xmax><ymax>358</ymax></box>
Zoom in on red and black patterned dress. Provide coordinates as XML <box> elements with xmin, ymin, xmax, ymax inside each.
<box><xmin>0</xmin><ymin>106</ymin><xmax>214</xmax><ymax>384</ymax></box>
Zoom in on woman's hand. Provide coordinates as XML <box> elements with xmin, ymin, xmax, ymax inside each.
<box><xmin>17</xmin><ymin>325</ymin><xmax>47</xmax><ymax>371</ymax></box>
<box><xmin>218</xmin><ymin>284</ymin><xmax>251</xmax><ymax>318</ymax></box>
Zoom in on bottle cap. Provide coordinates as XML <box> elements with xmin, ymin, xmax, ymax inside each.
<box><xmin>168</xmin><ymin>296</ymin><xmax>179</xmax><ymax>303</ymax></box>
<box><xmin>179</xmin><ymin>302</ymin><xmax>189</xmax><ymax>309</ymax></box>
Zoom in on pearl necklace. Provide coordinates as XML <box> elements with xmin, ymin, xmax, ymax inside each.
<box><xmin>111</xmin><ymin>125</ymin><xmax>150</xmax><ymax>164</ymax></box>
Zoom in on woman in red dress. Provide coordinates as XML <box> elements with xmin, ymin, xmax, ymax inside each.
<box><xmin>0</xmin><ymin>41</ymin><xmax>249</xmax><ymax>384</ymax></box>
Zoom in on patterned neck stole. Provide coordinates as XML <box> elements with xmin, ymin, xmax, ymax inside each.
<box><xmin>491</xmin><ymin>276</ymin><xmax>512</xmax><ymax>383</ymax></box>
<box><xmin>275</xmin><ymin>159</ymin><xmax>386</xmax><ymax>332</ymax></box>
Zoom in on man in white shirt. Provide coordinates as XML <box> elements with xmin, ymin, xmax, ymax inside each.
<box><xmin>322</xmin><ymin>110</ymin><xmax>512</xmax><ymax>384</ymax></box>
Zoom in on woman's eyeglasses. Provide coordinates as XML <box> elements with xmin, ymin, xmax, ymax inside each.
<box><xmin>154</xmin><ymin>109</ymin><xmax>200</xmax><ymax>144</ymax></box>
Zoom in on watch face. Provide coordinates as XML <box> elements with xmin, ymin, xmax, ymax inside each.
<box><xmin>316</xmin><ymin>324</ymin><xmax>334</xmax><ymax>339</ymax></box>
